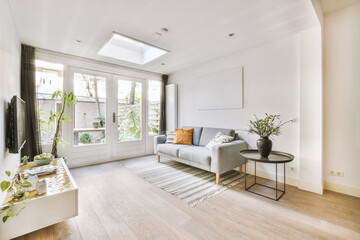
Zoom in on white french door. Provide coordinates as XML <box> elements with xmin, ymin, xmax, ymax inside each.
<box><xmin>110</xmin><ymin>75</ymin><xmax>146</xmax><ymax>158</ymax></box>
<box><xmin>65</xmin><ymin>67</ymin><xmax>146</xmax><ymax>165</ymax></box>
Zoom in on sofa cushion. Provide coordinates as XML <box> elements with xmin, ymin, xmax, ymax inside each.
<box><xmin>173</xmin><ymin>128</ymin><xmax>193</xmax><ymax>145</ymax></box>
<box><xmin>205</xmin><ymin>132</ymin><xmax>234</xmax><ymax>150</ymax></box>
<box><xmin>178</xmin><ymin>146</ymin><xmax>212</xmax><ymax>166</ymax></box>
<box><xmin>199</xmin><ymin>127</ymin><xmax>235</xmax><ymax>146</ymax></box>
<box><xmin>157</xmin><ymin>144</ymin><xmax>190</xmax><ymax>157</ymax></box>
<box><xmin>182</xmin><ymin>126</ymin><xmax>203</xmax><ymax>146</ymax></box>
<box><xmin>165</xmin><ymin>131</ymin><xmax>175</xmax><ymax>143</ymax></box>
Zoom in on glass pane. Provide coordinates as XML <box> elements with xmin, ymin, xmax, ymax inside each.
<box><xmin>73</xmin><ymin>73</ymin><xmax>106</xmax><ymax>145</ymax></box>
<box><xmin>35</xmin><ymin>60</ymin><xmax>64</xmax><ymax>144</ymax></box>
<box><xmin>148</xmin><ymin>80</ymin><xmax>161</xmax><ymax>135</ymax></box>
<box><xmin>118</xmin><ymin>80</ymin><xmax>142</xmax><ymax>142</ymax></box>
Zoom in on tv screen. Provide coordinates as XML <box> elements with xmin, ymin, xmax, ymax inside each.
<box><xmin>7</xmin><ymin>96</ymin><xmax>26</xmax><ymax>153</ymax></box>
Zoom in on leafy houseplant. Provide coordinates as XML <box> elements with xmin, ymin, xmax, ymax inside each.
<box><xmin>0</xmin><ymin>170</ymin><xmax>32</xmax><ymax>223</ymax></box>
<box><xmin>95</xmin><ymin>116</ymin><xmax>105</xmax><ymax>127</ymax></box>
<box><xmin>48</xmin><ymin>91</ymin><xmax>77</xmax><ymax>158</ymax></box>
<box><xmin>247</xmin><ymin>114</ymin><xmax>291</xmax><ymax>157</ymax></box>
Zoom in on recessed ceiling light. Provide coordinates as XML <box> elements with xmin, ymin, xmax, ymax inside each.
<box><xmin>161</xmin><ymin>28</ymin><xmax>168</xmax><ymax>33</ymax></box>
<box><xmin>97</xmin><ymin>32</ymin><xmax>169</xmax><ymax>65</ymax></box>
<box><xmin>76</xmin><ymin>39</ymin><xmax>82</xmax><ymax>43</ymax></box>
<box><xmin>228</xmin><ymin>33</ymin><xmax>235</xmax><ymax>37</ymax></box>
<box><xmin>161</xmin><ymin>63</ymin><xmax>165</xmax><ymax>65</ymax></box>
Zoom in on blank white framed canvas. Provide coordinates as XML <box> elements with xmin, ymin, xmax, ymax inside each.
<box><xmin>195</xmin><ymin>67</ymin><xmax>243</xmax><ymax>110</ymax></box>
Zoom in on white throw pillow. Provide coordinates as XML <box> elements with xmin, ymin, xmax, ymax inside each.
<box><xmin>205</xmin><ymin>132</ymin><xmax>234</xmax><ymax>150</ymax></box>
<box><xmin>166</xmin><ymin>131</ymin><xmax>176</xmax><ymax>143</ymax></box>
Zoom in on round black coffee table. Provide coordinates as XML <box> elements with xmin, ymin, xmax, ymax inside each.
<box><xmin>240</xmin><ymin>150</ymin><xmax>294</xmax><ymax>201</ymax></box>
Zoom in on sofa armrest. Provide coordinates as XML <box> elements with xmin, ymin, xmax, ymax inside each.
<box><xmin>154</xmin><ymin>135</ymin><xmax>166</xmax><ymax>154</ymax></box>
<box><xmin>211</xmin><ymin>140</ymin><xmax>248</xmax><ymax>174</ymax></box>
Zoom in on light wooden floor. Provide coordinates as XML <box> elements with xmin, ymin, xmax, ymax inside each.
<box><xmin>15</xmin><ymin>155</ymin><xmax>360</xmax><ymax>240</ymax></box>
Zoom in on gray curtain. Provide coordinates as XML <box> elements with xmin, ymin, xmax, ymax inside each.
<box><xmin>159</xmin><ymin>75</ymin><xmax>168</xmax><ymax>135</ymax></box>
<box><xmin>21</xmin><ymin>44</ymin><xmax>42</xmax><ymax>159</ymax></box>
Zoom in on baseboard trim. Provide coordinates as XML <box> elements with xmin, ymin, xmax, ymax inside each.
<box><xmin>324</xmin><ymin>181</ymin><xmax>360</xmax><ymax>198</ymax></box>
<box><xmin>298</xmin><ymin>181</ymin><xmax>323</xmax><ymax>194</ymax></box>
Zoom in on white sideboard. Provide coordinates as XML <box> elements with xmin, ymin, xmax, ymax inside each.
<box><xmin>0</xmin><ymin>158</ymin><xmax>78</xmax><ymax>240</ymax></box>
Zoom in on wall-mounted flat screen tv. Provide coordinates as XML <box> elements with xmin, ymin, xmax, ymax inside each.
<box><xmin>7</xmin><ymin>96</ymin><xmax>26</xmax><ymax>153</ymax></box>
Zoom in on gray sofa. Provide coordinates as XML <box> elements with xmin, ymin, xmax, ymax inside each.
<box><xmin>154</xmin><ymin>126</ymin><xmax>247</xmax><ymax>184</ymax></box>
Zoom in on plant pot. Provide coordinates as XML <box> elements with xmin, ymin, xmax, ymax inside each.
<box><xmin>99</xmin><ymin>122</ymin><xmax>104</xmax><ymax>128</ymax></box>
<box><xmin>257</xmin><ymin>137</ymin><xmax>272</xmax><ymax>158</ymax></box>
<box><xmin>93</xmin><ymin>122</ymin><xmax>99</xmax><ymax>128</ymax></box>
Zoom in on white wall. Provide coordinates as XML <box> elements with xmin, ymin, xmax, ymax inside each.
<box><xmin>169</xmin><ymin>36</ymin><xmax>301</xmax><ymax>185</ymax></box>
<box><xmin>323</xmin><ymin>2</ymin><xmax>360</xmax><ymax>197</ymax></box>
<box><xmin>0</xmin><ymin>0</ymin><xmax>21</xmax><ymax>201</ymax></box>
<box><xmin>298</xmin><ymin>27</ymin><xmax>323</xmax><ymax>194</ymax></box>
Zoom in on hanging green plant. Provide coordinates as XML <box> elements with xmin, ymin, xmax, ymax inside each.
<box><xmin>0</xmin><ymin>169</ymin><xmax>32</xmax><ymax>223</ymax></box>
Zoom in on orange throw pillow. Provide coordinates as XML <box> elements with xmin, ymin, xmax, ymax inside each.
<box><xmin>173</xmin><ymin>128</ymin><xmax>193</xmax><ymax>145</ymax></box>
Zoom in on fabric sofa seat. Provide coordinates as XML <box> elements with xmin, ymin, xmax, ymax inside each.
<box><xmin>154</xmin><ymin>126</ymin><xmax>248</xmax><ymax>184</ymax></box>
<box><xmin>178</xmin><ymin>146</ymin><xmax>212</xmax><ymax>167</ymax></box>
<box><xmin>157</xmin><ymin>144</ymin><xmax>190</xmax><ymax>157</ymax></box>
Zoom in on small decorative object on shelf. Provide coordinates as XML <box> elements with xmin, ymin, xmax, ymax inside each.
<box><xmin>24</xmin><ymin>165</ymin><xmax>58</xmax><ymax>177</ymax></box>
<box><xmin>34</xmin><ymin>153</ymin><xmax>54</xmax><ymax>166</ymax></box>
<box><xmin>0</xmin><ymin>171</ymin><xmax>32</xmax><ymax>223</ymax></box>
<box><xmin>26</xmin><ymin>175</ymin><xmax>38</xmax><ymax>192</ymax></box>
<box><xmin>36</xmin><ymin>179</ymin><xmax>47</xmax><ymax>195</ymax></box>
<box><xmin>21</xmin><ymin>155</ymin><xmax>29</xmax><ymax>165</ymax></box>
<box><xmin>246</xmin><ymin>114</ymin><xmax>291</xmax><ymax>158</ymax></box>
<box><xmin>92</xmin><ymin>121</ymin><xmax>99</xmax><ymax>128</ymax></box>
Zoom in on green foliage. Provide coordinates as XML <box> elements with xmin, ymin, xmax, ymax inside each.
<box><xmin>21</xmin><ymin>156</ymin><xmax>29</xmax><ymax>165</ymax></box>
<box><xmin>80</xmin><ymin>133</ymin><xmax>92</xmax><ymax>143</ymax></box>
<box><xmin>48</xmin><ymin>90</ymin><xmax>77</xmax><ymax>157</ymax></box>
<box><xmin>119</xmin><ymin>94</ymin><xmax>142</xmax><ymax>141</ymax></box>
<box><xmin>95</xmin><ymin>116</ymin><xmax>105</xmax><ymax>126</ymax></box>
<box><xmin>48</xmin><ymin>91</ymin><xmax>76</xmax><ymax>128</ymax></box>
<box><xmin>0</xmin><ymin>171</ymin><xmax>32</xmax><ymax>223</ymax></box>
<box><xmin>247</xmin><ymin>114</ymin><xmax>290</xmax><ymax>138</ymax></box>
<box><xmin>38</xmin><ymin>109</ymin><xmax>54</xmax><ymax>143</ymax></box>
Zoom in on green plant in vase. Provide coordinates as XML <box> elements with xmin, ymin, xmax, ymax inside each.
<box><xmin>95</xmin><ymin>116</ymin><xmax>105</xmax><ymax>127</ymax></box>
<box><xmin>48</xmin><ymin>91</ymin><xmax>77</xmax><ymax>158</ymax></box>
<box><xmin>246</xmin><ymin>114</ymin><xmax>291</xmax><ymax>158</ymax></box>
<box><xmin>0</xmin><ymin>171</ymin><xmax>32</xmax><ymax>223</ymax></box>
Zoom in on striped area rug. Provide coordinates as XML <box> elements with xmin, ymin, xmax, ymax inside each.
<box><xmin>125</xmin><ymin>157</ymin><xmax>245</xmax><ymax>207</ymax></box>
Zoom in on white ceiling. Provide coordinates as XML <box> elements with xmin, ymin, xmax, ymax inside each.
<box><xmin>10</xmin><ymin>0</ymin><xmax>319</xmax><ymax>74</ymax></box>
<box><xmin>319</xmin><ymin>0</ymin><xmax>360</xmax><ymax>14</ymax></box>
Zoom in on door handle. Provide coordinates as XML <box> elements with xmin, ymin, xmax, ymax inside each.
<box><xmin>113</xmin><ymin>112</ymin><xmax>120</xmax><ymax>123</ymax></box>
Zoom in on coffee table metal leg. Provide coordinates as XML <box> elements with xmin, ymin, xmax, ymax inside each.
<box><xmin>254</xmin><ymin>161</ymin><xmax>257</xmax><ymax>184</ymax></box>
<box><xmin>276</xmin><ymin>163</ymin><xmax>278</xmax><ymax>200</ymax></box>
<box><xmin>284</xmin><ymin>163</ymin><xmax>286</xmax><ymax>193</ymax></box>
<box><xmin>245</xmin><ymin>162</ymin><xmax>247</xmax><ymax>189</ymax></box>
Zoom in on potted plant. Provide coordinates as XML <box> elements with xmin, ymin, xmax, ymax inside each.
<box><xmin>95</xmin><ymin>116</ymin><xmax>105</xmax><ymax>127</ymax></box>
<box><xmin>246</xmin><ymin>114</ymin><xmax>291</xmax><ymax>158</ymax></box>
<box><xmin>48</xmin><ymin>90</ymin><xmax>77</xmax><ymax>158</ymax></box>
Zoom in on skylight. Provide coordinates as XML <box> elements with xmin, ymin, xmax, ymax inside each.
<box><xmin>97</xmin><ymin>32</ymin><xmax>169</xmax><ymax>65</ymax></box>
